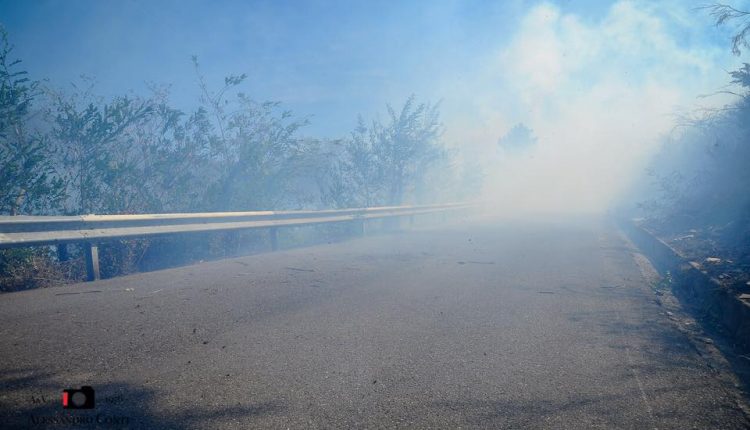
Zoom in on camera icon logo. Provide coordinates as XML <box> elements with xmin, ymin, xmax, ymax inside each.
<box><xmin>62</xmin><ymin>386</ymin><xmax>95</xmax><ymax>409</ymax></box>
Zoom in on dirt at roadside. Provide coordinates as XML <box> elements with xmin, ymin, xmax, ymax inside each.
<box><xmin>645</xmin><ymin>222</ymin><xmax>750</xmax><ymax>296</ymax></box>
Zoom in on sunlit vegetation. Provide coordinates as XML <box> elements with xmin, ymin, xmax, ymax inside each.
<box><xmin>635</xmin><ymin>3</ymin><xmax>750</xmax><ymax>293</ymax></box>
<box><xmin>0</xmin><ymin>27</ymin><xmax>475</xmax><ymax>290</ymax></box>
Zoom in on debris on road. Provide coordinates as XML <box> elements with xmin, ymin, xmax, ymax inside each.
<box><xmin>285</xmin><ymin>267</ymin><xmax>315</xmax><ymax>272</ymax></box>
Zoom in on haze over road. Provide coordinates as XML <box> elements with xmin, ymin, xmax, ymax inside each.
<box><xmin>1</xmin><ymin>218</ymin><xmax>748</xmax><ymax>429</ymax></box>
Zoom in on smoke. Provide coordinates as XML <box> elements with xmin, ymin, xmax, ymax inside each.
<box><xmin>439</xmin><ymin>1</ymin><xmax>739</xmax><ymax>215</ymax></box>
<box><xmin>2</xmin><ymin>0</ymin><xmax>743</xmax><ymax>216</ymax></box>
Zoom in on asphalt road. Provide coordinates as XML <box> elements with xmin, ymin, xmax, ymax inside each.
<box><xmin>1</xmin><ymin>217</ymin><xmax>748</xmax><ymax>429</ymax></box>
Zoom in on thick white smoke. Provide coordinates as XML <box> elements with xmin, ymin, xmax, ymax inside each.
<box><xmin>440</xmin><ymin>1</ymin><xmax>739</xmax><ymax>215</ymax></box>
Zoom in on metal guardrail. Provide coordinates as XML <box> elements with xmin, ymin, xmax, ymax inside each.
<box><xmin>0</xmin><ymin>203</ymin><xmax>472</xmax><ymax>281</ymax></box>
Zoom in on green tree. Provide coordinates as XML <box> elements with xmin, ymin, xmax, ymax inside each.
<box><xmin>328</xmin><ymin>117</ymin><xmax>386</xmax><ymax>207</ymax></box>
<box><xmin>124</xmin><ymin>87</ymin><xmax>215</xmax><ymax>213</ymax></box>
<box><xmin>328</xmin><ymin>97</ymin><xmax>445</xmax><ymax>207</ymax></box>
<box><xmin>192</xmin><ymin>57</ymin><xmax>310</xmax><ymax>210</ymax></box>
<box><xmin>0</xmin><ymin>28</ymin><xmax>63</xmax><ymax>215</ymax></box>
<box><xmin>497</xmin><ymin>123</ymin><xmax>536</xmax><ymax>153</ymax></box>
<box><xmin>705</xmin><ymin>3</ymin><xmax>750</xmax><ymax>56</ymax></box>
<box><xmin>375</xmin><ymin>96</ymin><xmax>443</xmax><ymax>205</ymax></box>
<box><xmin>50</xmin><ymin>84</ymin><xmax>153</xmax><ymax>214</ymax></box>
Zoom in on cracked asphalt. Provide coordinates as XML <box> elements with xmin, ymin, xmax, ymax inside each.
<box><xmin>1</xmin><ymin>217</ymin><xmax>748</xmax><ymax>429</ymax></box>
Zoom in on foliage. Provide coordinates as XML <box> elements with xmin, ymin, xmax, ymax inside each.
<box><xmin>0</xmin><ymin>31</ymin><xmax>460</xmax><ymax>289</ymax></box>
<box><xmin>329</xmin><ymin>95</ymin><xmax>445</xmax><ymax>207</ymax></box>
<box><xmin>328</xmin><ymin>117</ymin><xmax>385</xmax><ymax>207</ymax></box>
<box><xmin>497</xmin><ymin>123</ymin><xmax>536</xmax><ymax>153</ymax></box>
<box><xmin>0</xmin><ymin>248</ymin><xmax>70</xmax><ymax>291</ymax></box>
<box><xmin>704</xmin><ymin>3</ymin><xmax>750</xmax><ymax>55</ymax></box>
<box><xmin>192</xmin><ymin>57</ymin><xmax>311</xmax><ymax>211</ymax></box>
<box><xmin>0</xmin><ymin>27</ymin><xmax>64</xmax><ymax>215</ymax></box>
<box><xmin>637</xmin><ymin>3</ymin><xmax>750</xmax><ymax>254</ymax></box>
<box><xmin>50</xmin><ymin>87</ymin><xmax>154</xmax><ymax>214</ymax></box>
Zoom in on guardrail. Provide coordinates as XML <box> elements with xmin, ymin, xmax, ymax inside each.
<box><xmin>0</xmin><ymin>203</ymin><xmax>472</xmax><ymax>281</ymax></box>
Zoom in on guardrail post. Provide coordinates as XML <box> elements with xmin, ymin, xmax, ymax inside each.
<box><xmin>84</xmin><ymin>243</ymin><xmax>100</xmax><ymax>281</ymax></box>
<box><xmin>356</xmin><ymin>219</ymin><xmax>366</xmax><ymax>236</ymax></box>
<box><xmin>270</xmin><ymin>227</ymin><xmax>278</xmax><ymax>251</ymax></box>
<box><xmin>57</xmin><ymin>244</ymin><xmax>69</xmax><ymax>262</ymax></box>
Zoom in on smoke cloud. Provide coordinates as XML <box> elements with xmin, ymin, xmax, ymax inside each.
<box><xmin>438</xmin><ymin>1</ymin><xmax>740</xmax><ymax>215</ymax></box>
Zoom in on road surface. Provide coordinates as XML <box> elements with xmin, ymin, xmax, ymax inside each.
<box><xmin>1</xmin><ymin>217</ymin><xmax>748</xmax><ymax>428</ymax></box>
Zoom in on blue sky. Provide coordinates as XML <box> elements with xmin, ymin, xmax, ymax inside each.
<box><xmin>0</xmin><ymin>0</ymin><xmax>660</xmax><ymax>137</ymax></box>
<box><xmin>2</xmin><ymin>0</ymin><xmax>518</xmax><ymax>136</ymax></box>
<box><xmin>1</xmin><ymin>0</ymin><xmax>747</xmax><ymax>211</ymax></box>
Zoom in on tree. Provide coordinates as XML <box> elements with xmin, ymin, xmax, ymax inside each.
<box><xmin>634</xmin><ymin>3</ymin><xmax>750</xmax><ymax>239</ymax></box>
<box><xmin>328</xmin><ymin>117</ymin><xmax>385</xmax><ymax>207</ymax></box>
<box><xmin>705</xmin><ymin>3</ymin><xmax>750</xmax><ymax>56</ymax></box>
<box><xmin>125</xmin><ymin>87</ymin><xmax>215</xmax><ymax>213</ymax></box>
<box><xmin>373</xmin><ymin>96</ymin><xmax>444</xmax><ymax>205</ymax></box>
<box><xmin>192</xmin><ymin>57</ymin><xmax>310</xmax><ymax>210</ymax></box>
<box><xmin>50</xmin><ymin>86</ymin><xmax>153</xmax><ymax>214</ymax></box>
<box><xmin>329</xmin><ymin>96</ymin><xmax>444</xmax><ymax>207</ymax></box>
<box><xmin>0</xmin><ymin>27</ymin><xmax>63</xmax><ymax>215</ymax></box>
<box><xmin>0</xmin><ymin>27</ymin><xmax>68</xmax><ymax>291</ymax></box>
<box><xmin>497</xmin><ymin>123</ymin><xmax>536</xmax><ymax>153</ymax></box>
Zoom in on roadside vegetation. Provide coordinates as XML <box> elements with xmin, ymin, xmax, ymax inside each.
<box><xmin>0</xmin><ymin>27</ymin><xmax>477</xmax><ymax>291</ymax></box>
<box><xmin>634</xmin><ymin>3</ymin><xmax>750</xmax><ymax>295</ymax></box>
